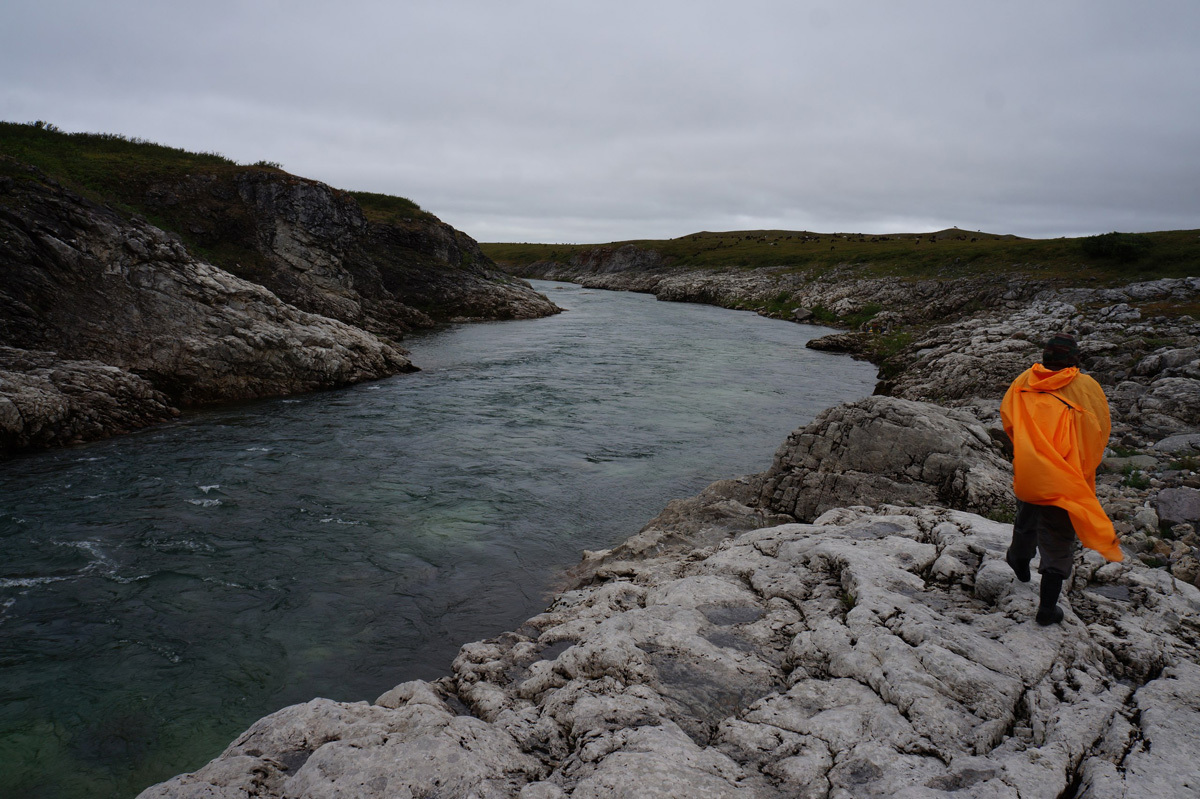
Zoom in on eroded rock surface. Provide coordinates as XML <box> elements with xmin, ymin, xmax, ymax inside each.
<box><xmin>141</xmin><ymin>507</ymin><xmax>1200</xmax><ymax>798</ymax></box>
<box><xmin>0</xmin><ymin>158</ymin><xmax>558</xmax><ymax>454</ymax></box>
<box><xmin>758</xmin><ymin>396</ymin><xmax>1014</xmax><ymax>523</ymax></box>
<box><xmin>0</xmin><ymin>347</ymin><xmax>178</xmax><ymax>451</ymax></box>
<box><xmin>151</xmin><ymin>170</ymin><xmax>559</xmax><ymax>333</ymax></box>
<box><xmin>880</xmin><ymin>279</ymin><xmax>1200</xmax><ymax>439</ymax></box>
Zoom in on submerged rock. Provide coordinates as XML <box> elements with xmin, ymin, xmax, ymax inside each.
<box><xmin>140</xmin><ymin>506</ymin><xmax>1200</xmax><ymax>798</ymax></box>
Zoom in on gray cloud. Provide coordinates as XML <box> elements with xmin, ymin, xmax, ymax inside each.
<box><xmin>3</xmin><ymin>0</ymin><xmax>1198</xmax><ymax>242</ymax></box>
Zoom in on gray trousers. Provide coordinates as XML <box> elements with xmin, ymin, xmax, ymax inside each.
<box><xmin>1010</xmin><ymin>500</ymin><xmax>1077</xmax><ymax>578</ymax></box>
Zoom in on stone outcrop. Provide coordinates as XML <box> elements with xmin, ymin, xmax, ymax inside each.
<box><xmin>0</xmin><ymin>158</ymin><xmax>558</xmax><ymax>454</ymax></box>
<box><xmin>559</xmin><ymin>396</ymin><xmax>1014</xmax><ymax>590</ymax></box>
<box><xmin>147</xmin><ymin>170</ymin><xmax>558</xmax><ymax>336</ymax></box>
<box><xmin>510</xmin><ymin>249</ymin><xmax>1041</xmax><ymax>332</ymax></box>
<box><xmin>0</xmin><ymin>163</ymin><xmax>418</xmax><ymax>454</ymax></box>
<box><xmin>860</xmin><ymin>278</ymin><xmax>1200</xmax><ymax>582</ymax></box>
<box><xmin>140</xmin><ymin>506</ymin><xmax>1200</xmax><ymax>799</ymax></box>
<box><xmin>757</xmin><ymin>396</ymin><xmax>1014</xmax><ymax>523</ymax></box>
<box><xmin>1157</xmin><ymin>487</ymin><xmax>1200</xmax><ymax>528</ymax></box>
<box><xmin>0</xmin><ymin>347</ymin><xmax>177</xmax><ymax>450</ymax></box>
<box><xmin>878</xmin><ymin>279</ymin><xmax>1200</xmax><ymax>437</ymax></box>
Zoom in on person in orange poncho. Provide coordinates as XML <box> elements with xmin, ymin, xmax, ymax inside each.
<box><xmin>1000</xmin><ymin>332</ymin><xmax>1123</xmax><ymax>626</ymax></box>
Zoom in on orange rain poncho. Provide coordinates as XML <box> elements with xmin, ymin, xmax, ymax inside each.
<box><xmin>1000</xmin><ymin>364</ymin><xmax>1123</xmax><ymax>562</ymax></box>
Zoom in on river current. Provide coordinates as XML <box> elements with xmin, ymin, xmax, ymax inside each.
<box><xmin>0</xmin><ymin>281</ymin><xmax>877</xmax><ymax>798</ymax></box>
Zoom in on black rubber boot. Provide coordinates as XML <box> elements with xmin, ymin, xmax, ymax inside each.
<box><xmin>1006</xmin><ymin>548</ymin><xmax>1031</xmax><ymax>582</ymax></box>
<box><xmin>1036</xmin><ymin>574</ymin><xmax>1065</xmax><ymax>626</ymax></box>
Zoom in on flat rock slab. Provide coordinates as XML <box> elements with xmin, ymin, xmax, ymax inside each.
<box><xmin>1154</xmin><ymin>433</ymin><xmax>1200</xmax><ymax>454</ymax></box>
<box><xmin>1100</xmin><ymin>454</ymin><xmax>1160</xmax><ymax>473</ymax></box>
<box><xmin>141</xmin><ymin>507</ymin><xmax>1200</xmax><ymax>799</ymax></box>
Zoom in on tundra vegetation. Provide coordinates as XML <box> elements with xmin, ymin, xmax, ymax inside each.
<box><xmin>0</xmin><ymin>120</ymin><xmax>431</xmax><ymax>275</ymax></box>
<box><xmin>482</xmin><ymin>227</ymin><xmax>1199</xmax><ymax>285</ymax></box>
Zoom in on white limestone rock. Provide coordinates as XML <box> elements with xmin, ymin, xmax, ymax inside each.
<box><xmin>757</xmin><ymin>396</ymin><xmax>1014</xmax><ymax>521</ymax></box>
<box><xmin>139</xmin><ymin>507</ymin><xmax>1200</xmax><ymax>798</ymax></box>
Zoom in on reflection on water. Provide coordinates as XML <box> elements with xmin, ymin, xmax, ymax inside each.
<box><xmin>0</xmin><ymin>281</ymin><xmax>877</xmax><ymax>798</ymax></box>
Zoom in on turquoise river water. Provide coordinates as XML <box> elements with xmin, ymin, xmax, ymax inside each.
<box><xmin>0</xmin><ymin>281</ymin><xmax>877</xmax><ymax>797</ymax></box>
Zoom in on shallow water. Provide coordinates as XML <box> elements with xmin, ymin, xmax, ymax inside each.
<box><xmin>0</xmin><ymin>281</ymin><xmax>877</xmax><ymax>798</ymax></box>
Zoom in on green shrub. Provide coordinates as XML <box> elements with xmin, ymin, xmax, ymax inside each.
<box><xmin>843</xmin><ymin>302</ymin><xmax>883</xmax><ymax>329</ymax></box>
<box><xmin>1122</xmin><ymin>465</ymin><xmax>1150</xmax><ymax>489</ymax></box>
<box><xmin>1081</xmin><ymin>232</ymin><xmax>1153</xmax><ymax>263</ymax></box>
<box><xmin>811</xmin><ymin>304</ymin><xmax>838</xmax><ymax>324</ymax></box>
<box><xmin>874</xmin><ymin>331</ymin><xmax>912</xmax><ymax>359</ymax></box>
<box><xmin>986</xmin><ymin>507</ymin><xmax>1017</xmax><ymax>524</ymax></box>
<box><xmin>1168</xmin><ymin>455</ymin><xmax>1199</xmax><ymax>472</ymax></box>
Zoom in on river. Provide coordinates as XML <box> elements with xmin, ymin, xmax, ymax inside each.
<box><xmin>0</xmin><ymin>281</ymin><xmax>877</xmax><ymax>798</ymax></box>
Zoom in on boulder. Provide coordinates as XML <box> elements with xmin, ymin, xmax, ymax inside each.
<box><xmin>1133</xmin><ymin>347</ymin><xmax>1200</xmax><ymax>377</ymax></box>
<box><xmin>1157</xmin><ymin>487</ymin><xmax>1200</xmax><ymax>527</ymax></box>
<box><xmin>1096</xmin><ymin>303</ymin><xmax>1142</xmax><ymax>322</ymax></box>
<box><xmin>757</xmin><ymin>396</ymin><xmax>1014</xmax><ymax>521</ymax></box>
<box><xmin>1132</xmin><ymin>506</ymin><xmax>1160</xmax><ymax>532</ymax></box>
<box><xmin>1153</xmin><ymin>433</ymin><xmax>1200</xmax><ymax>455</ymax></box>
<box><xmin>803</xmin><ymin>331</ymin><xmax>873</xmax><ymax>356</ymax></box>
<box><xmin>1135</xmin><ymin>378</ymin><xmax>1200</xmax><ymax>436</ymax></box>
<box><xmin>790</xmin><ymin>307</ymin><xmax>814</xmax><ymax>322</ymax></box>
<box><xmin>1100</xmin><ymin>455</ymin><xmax>1159</xmax><ymax>474</ymax></box>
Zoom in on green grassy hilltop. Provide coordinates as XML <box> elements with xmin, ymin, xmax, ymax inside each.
<box><xmin>483</xmin><ymin>227</ymin><xmax>1200</xmax><ymax>286</ymax></box>
<box><xmin>0</xmin><ymin>120</ymin><xmax>430</xmax><ymax>244</ymax></box>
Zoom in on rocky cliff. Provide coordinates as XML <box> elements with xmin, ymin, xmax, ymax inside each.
<box><xmin>0</xmin><ymin>155</ymin><xmax>558</xmax><ymax>455</ymax></box>
<box><xmin>143</xmin><ymin>169</ymin><xmax>557</xmax><ymax>335</ymax></box>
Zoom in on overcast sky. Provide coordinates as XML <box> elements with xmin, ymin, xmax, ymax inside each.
<box><xmin>3</xmin><ymin>1</ymin><xmax>1198</xmax><ymax>243</ymax></box>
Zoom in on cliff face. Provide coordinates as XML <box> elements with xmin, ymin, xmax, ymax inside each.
<box><xmin>146</xmin><ymin>171</ymin><xmax>557</xmax><ymax>337</ymax></box>
<box><xmin>0</xmin><ymin>157</ymin><xmax>557</xmax><ymax>455</ymax></box>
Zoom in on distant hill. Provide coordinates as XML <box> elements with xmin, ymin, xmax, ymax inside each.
<box><xmin>482</xmin><ymin>226</ymin><xmax>1198</xmax><ymax>283</ymax></box>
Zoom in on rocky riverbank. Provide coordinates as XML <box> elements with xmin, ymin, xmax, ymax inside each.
<box><xmin>140</xmin><ymin>395</ymin><xmax>1200</xmax><ymax>799</ymax></box>
<box><xmin>0</xmin><ymin>158</ymin><xmax>558</xmax><ymax>455</ymax></box>
<box><xmin>506</xmin><ymin>250</ymin><xmax>1200</xmax><ymax>587</ymax></box>
<box><xmin>135</xmin><ymin>246</ymin><xmax>1200</xmax><ymax>797</ymax></box>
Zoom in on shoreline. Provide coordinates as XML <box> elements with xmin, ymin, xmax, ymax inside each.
<box><xmin>139</xmin><ymin>270</ymin><xmax>1200</xmax><ymax>798</ymax></box>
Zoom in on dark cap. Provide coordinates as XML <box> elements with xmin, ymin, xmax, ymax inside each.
<box><xmin>1042</xmin><ymin>332</ymin><xmax>1080</xmax><ymax>370</ymax></box>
